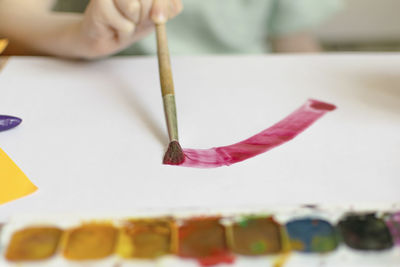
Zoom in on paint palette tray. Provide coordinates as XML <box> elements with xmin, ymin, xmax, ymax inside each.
<box><xmin>1</xmin><ymin>205</ymin><xmax>399</xmax><ymax>267</ymax></box>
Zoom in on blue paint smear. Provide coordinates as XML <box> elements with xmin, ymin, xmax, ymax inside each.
<box><xmin>285</xmin><ymin>218</ymin><xmax>337</xmax><ymax>253</ymax></box>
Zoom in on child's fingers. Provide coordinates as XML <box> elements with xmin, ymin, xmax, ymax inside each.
<box><xmin>113</xmin><ymin>0</ymin><xmax>182</xmax><ymax>26</ymax></box>
<box><xmin>137</xmin><ymin>0</ymin><xmax>154</xmax><ymax>25</ymax></box>
<box><xmin>98</xmin><ymin>0</ymin><xmax>135</xmax><ymax>40</ymax></box>
<box><xmin>113</xmin><ymin>0</ymin><xmax>141</xmax><ymax>24</ymax></box>
<box><xmin>168</xmin><ymin>0</ymin><xmax>183</xmax><ymax>19</ymax></box>
<box><xmin>151</xmin><ymin>0</ymin><xmax>169</xmax><ymax>24</ymax></box>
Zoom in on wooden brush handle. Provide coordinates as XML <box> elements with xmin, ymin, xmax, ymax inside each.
<box><xmin>155</xmin><ymin>23</ymin><xmax>179</xmax><ymax>142</ymax></box>
<box><xmin>156</xmin><ymin>24</ymin><xmax>175</xmax><ymax>96</ymax></box>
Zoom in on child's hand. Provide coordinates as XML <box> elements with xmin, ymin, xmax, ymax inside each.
<box><xmin>79</xmin><ymin>0</ymin><xmax>182</xmax><ymax>58</ymax></box>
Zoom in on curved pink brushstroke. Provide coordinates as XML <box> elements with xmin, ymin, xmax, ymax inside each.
<box><xmin>170</xmin><ymin>99</ymin><xmax>336</xmax><ymax>168</ymax></box>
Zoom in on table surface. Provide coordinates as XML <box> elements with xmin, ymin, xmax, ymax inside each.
<box><xmin>0</xmin><ymin>54</ymin><xmax>399</xmax><ymax>221</ymax></box>
<box><xmin>0</xmin><ymin>57</ymin><xmax>8</xmax><ymax>71</ymax></box>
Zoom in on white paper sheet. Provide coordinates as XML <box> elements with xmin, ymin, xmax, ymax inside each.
<box><xmin>0</xmin><ymin>55</ymin><xmax>399</xmax><ymax>221</ymax></box>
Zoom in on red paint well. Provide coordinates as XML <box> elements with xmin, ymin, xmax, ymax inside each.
<box><xmin>197</xmin><ymin>252</ymin><xmax>236</xmax><ymax>266</ymax></box>
<box><xmin>178</xmin><ymin>217</ymin><xmax>235</xmax><ymax>266</ymax></box>
<box><xmin>169</xmin><ymin>99</ymin><xmax>336</xmax><ymax>168</ymax></box>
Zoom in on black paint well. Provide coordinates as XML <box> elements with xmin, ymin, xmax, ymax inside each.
<box><xmin>338</xmin><ymin>213</ymin><xmax>393</xmax><ymax>250</ymax></box>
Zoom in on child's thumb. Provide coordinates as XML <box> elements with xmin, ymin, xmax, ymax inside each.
<box><xmin>151</xmin><ymin>0</ymin><xmax>168</xmax><ymax>24</ymax></box>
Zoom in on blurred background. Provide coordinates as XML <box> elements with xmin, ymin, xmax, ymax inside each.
<box><xmin>1</xmin><ymin>0</ymin><xmax>400</xmax><ymax>55</ymax></box>
<box><xmin>317</xmin><ymin>0</ymin><xmax>400</xmax><ymax>52</ymax></box>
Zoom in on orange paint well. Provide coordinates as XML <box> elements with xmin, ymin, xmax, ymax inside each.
<box><xmin>5</xmin><ymin>227</ymin><xmax>62</xmax><ymax>261</ymax></box>
<box><xmin>63</xmin><ymin>224</ymin><xmax>118</xmax><ymax>260</ymax></box>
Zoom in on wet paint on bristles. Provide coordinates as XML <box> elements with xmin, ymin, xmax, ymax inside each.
<box><xmin>163</xmin><ymin>141</ymin><xmax>185</xmax><ymax>165</ymax></box>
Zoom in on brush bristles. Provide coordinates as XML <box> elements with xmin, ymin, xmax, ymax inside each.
<box><xmin>163</xmin><ymin>141</ymin><xmax>185</xmax><ymax>165</ymax></box>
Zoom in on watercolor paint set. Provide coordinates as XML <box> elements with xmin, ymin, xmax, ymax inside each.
<box><xmin>1</xmin><ymin>206</ymin><xmax>399</xmax><ymax>267</ymax></box>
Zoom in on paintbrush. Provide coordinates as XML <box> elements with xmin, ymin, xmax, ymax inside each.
<box><xmin>155</xmin><ymin>23</ymin><xmax>185</xmax><ymax>165</ymax></box>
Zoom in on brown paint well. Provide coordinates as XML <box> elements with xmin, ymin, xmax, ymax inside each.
<box><xmin>63</xmin><ymin>224</ymin><xmax>118</xmax><ymax>260</ymax></box>
<box><xmin>5</xmin><ymin>227</ymin><xmax>62</xmax><ymax>261</ymax></box>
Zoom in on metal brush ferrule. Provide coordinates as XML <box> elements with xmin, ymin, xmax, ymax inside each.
<box><xmin>163</xmin><ymin>94</ymin><xmax>179</xmax><ymax>141</ymax></box>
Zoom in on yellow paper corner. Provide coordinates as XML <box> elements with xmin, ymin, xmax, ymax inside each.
<box><xmin>0</xmin><ymin>39</ymin><xmax>8</xmax><ymax>54</ymax></box>
<box><xmin>0</xmin><ymin>148</ymin><xmax>38</xmax><ymax>205</ymax></box>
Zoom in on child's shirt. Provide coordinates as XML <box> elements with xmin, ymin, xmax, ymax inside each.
<box><xmin>54</xmin><ymin>0</ymin><xmax>342</xmax><ymax>55</ymax></box>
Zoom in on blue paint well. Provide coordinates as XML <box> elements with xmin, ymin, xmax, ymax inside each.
<box><xmin>285</xmin><ymin>218</ymin><xmax>338</xmax><ymax>253</ymax></box>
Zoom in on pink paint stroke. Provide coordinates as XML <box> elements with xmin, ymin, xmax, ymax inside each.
<box><xmin>170</xmin><ymin>99</ymin><xmax>336</xmax><ymax>168</ymax></box>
